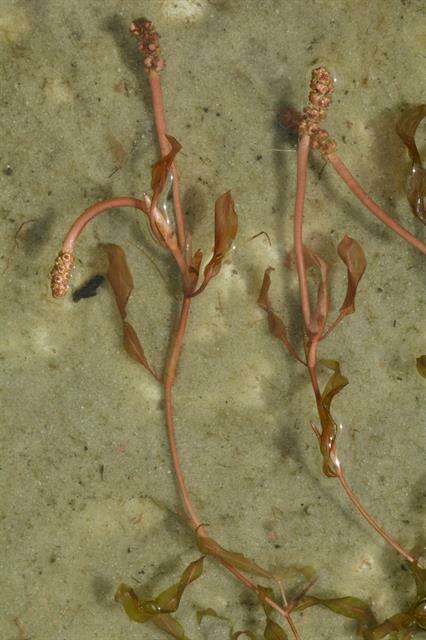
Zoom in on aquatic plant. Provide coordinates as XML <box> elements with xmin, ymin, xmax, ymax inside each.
<box><xmin>260</xmin><ymin>68</ymin><xmax>425</xmax><ymax>638</ymax></box>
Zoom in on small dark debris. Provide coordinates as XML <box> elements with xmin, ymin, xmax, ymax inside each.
<box><xmin>99</xmin><ymin>464</ymin><xmax>104</xmax><ymax>480</ymax></box>
<box><xmin>3</xmin><ymin>165</ymin><xmax>13</xmax><ymax>176</ymax></box>
<box><xmin>216</xmin><ymin>112</ymin><xmax>221</xmax><ymax>117</ymax></box>
<box><xmin>256</xmin><ymin>154</ymin><xmax>263</xmax><ymax>161</ymax></box>
<box><xmin>72</xmin><ymin>275</ymin><xmax>104</xmax><ymax>302</ymax></box>
<box><xmin>203</xmin><ymin>106</ymin><xmax>209</xmax><ymax>112</ymax></box>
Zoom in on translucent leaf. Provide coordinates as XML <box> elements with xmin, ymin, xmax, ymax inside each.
<box><xmin>151</xmin><ymin>135</ymin><xmax>182</xmax><ymax>206</ymax></box>
<box><xmin>416</xmin><ymin>356</ymin><xmax>426</xmax><ymax>379</ymax></box>
<box><xmin>256</xmin><ymin>585</ymin><xmax>277</xmax><ymax>617</ymax></box>
<box><xmin>101</xmin><ymin>243</ymin><xmax>158</xmax><ymax>380</ymax></box>
<box><xmin>336</xmin><ymin>235</ymin><xmax>367</xmax><ymax>317</ymax></box>
<box><xmin>314</xmin><ymin>360</ymin><xmax>348</xmax><ymax>477</ymax></box>
<box><xmin>203</xmin><ymin>191</ymin><xmax>238</xmax><ymax>281</ymax></box>
<box><xmin>196</xmin><ymin>533</ymin><xmax>272</xmax><ymax>579</ymax></box>
<box><xmin>264</xmin><ymin>619</ymin><xmax>288</xmax><ymax>640</ymax></box>
<box><xmin>257</xmin><ymin>267</ymin><xmax>305</xmax><ymax>365</ymax></box>
<box><xmin>396</xmin><ymin>104</ymin><xmax>426</xmax><ymax>223</ymax></box>
<box><xmin>101</xmin><ymin>243</ymin><xmax>133</xmax><ymax>319</ymax></box>
<box><xmin>296</xmin><ymin>595</ymin><xmax>376</xmax><ymax>626</ymax></box>
<box><xmin>196</xmin><ymin>608</ymin><xmax>229</xmax><ymax>625</ymax></box>
<box><xmin>303</xmin><ymin>246</ymin><xmax>329</xmax><ymax>333</ymax></box>
<box><xmin>411</xmin><ymin>557</ymin><xmax>426</xmax><ymax>599</ymax></box>
<box><xmin>155</xmin><ymin>557</ymin><xmax>204</xmax><ymax>613</ymax></box>
<box><xmin>123</xmin><ymin>321</ymin><xmax>159</xmax><ymax>380</ymax></box>
<box><xmin>231</xmin><ymin>632</ymin><xmax>258</xmax><ymax>640</ymax></box>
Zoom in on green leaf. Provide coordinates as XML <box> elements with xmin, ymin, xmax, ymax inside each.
<box><xmin>196</xmin><ymin>532</ymin><xmax>272</xmax><ymax>579</ymax></box>
<box><xmin>264</xmin><ymin>619</ymin><xmax>288</xmax><ymax>640</ymax></box>
<box><xmin>155</xmin><ymin>557</ymin><xmax>204</xmax><ymax>613</ymax></box>
<box><xmin>231</xmin><ymin>632</ymin><xmax>258</xmax><ymax>640</ymax></box>
<box><xmin>296</xmin><ymin>595</ymin><xmax>375</xmax><ymax>626</ymax></box>
<box><xmin>363</xmin><ymin>610</ymin><xmax>414</xmax><ymax>639</ymax></box>
<box><xmin>115</xmin><ymin>583</ymin><xmax>159</xmax><ymax>623</ymax></box>
<box><xmin>152</xmin><ymin>613</ymin><xmax>191</xmax><ymax>640</ymax></box>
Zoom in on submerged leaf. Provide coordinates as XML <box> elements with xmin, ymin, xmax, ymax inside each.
<box><xmin>337</xmin><ymin>235</ymin><xmax>366</xmax><ymax>317</ymax></box>
<box><xmin>203</xmin><ymin>191</ymin><xmax>238</xmax><ymax>281</ymax></box>
<box><xmin>416</xmin><ymin>356</ymin><xmax>426</xmax><ymax>379</ymax></box>
<box><xmin>115</xmin><ymin>583</ymin><xmax>159</xmax><ymax>623</ymax></box>
<box><xmin>303</xmin><ymin>246</ymin><xmax>329</xmax><ymax>334</ymax></box>
<box><xmin>101</xmin><ymin>243</ymin><xmax>158</xmax><ymax>380</ymax></box>
<box><xmin>296</xmin><ymin>595</ymin><xmax>376</xmax><ymax>626</ymax></box>
<box><xmin>155</xmin><ymin>557</ymin><xmax>204</xmax><ymax>613</ymax></box>
<box><xmin>264</xmin><ymin>619</ymin><xmax>288</xmax><ymax>640</ymax></box>
<box><xmin>102</xmin><ymin>243</ymin><xmax>133</xmax><ymax>319</ymax></box>
<box><xmin>396</xmin><ymin>104</ymin><xmax>426</xmax><ymax>223</ymax></box>
<box><xmin>231</xmin><ymin>632</ymin><xmax>258</xmax><ymax>640</ymax></box>
<box><xmin>257</xmin><ymin>268</ymin><xmax>305</xmax><ymax>364</ymax></box>
<box><xmin>363</xmin><ymin>610</ymin><xmax>414</xmax><ymax>640</ymax></box>
<box><xmin>152</xmin><ymin>613</ymin><xmax>191</xmax><ymax>640</ymax></box>
<box><xmin>196</xmin><ymin>533</ymin><xmax>272</xmax><ymax>579</ymax></box>
<box><xmin>314</xmin><ymin>360</ymin><xmax>348</xmax><ymax>477</ymax></box>
<box><xmin>151</xmin><ymin>135</ymin><xmax>182</xmax><ymax>206</ymax></box>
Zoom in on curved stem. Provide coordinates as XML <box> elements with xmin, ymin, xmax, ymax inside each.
<box><xmin>328</xmin><ymin>153</ymin><xmax>426</xmax><ymax>255</ymax></box>
<box><xmin>294</xmin><ymin>135</ymin><xmax>312</xmax><ymax>333</ymax></box>
<box><xmin>336</xmin><ymin>467</ymin><xmax>415</xmax><ymax>564</ymax></box>
<box><xmin>164</xmin><ymin>296</ymin><xmax>202</xmax><ymax>530</ymax></box>
<box><xmin>61</xmin><ymin>197</ymin><xmax>147</xmax><ymax>253</ymax></box>
<box><xmin>148</xmin><ymin>70</ymin><xmax>186</xmax><ymax>252</ymax></box>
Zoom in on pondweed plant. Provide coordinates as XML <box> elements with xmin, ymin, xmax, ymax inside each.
<box><xmin>50</xmin><ymin>18</ymin><xmax>340</xmax><ymax>640</ymax></box>
<box><xmin>259</xmin><ymin>68</ymin><xmax>426</xmax><ymax>638</ymax></box>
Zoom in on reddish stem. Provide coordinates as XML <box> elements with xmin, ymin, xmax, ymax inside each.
<box><xmin>293</xmin><ymin>134</ymin><xmax>313</xmax><ymax>333</ymax></box>
<box><xmin>148</xmin><ymin>70</ymin><xmax>186</xmax><ymax>252</ymax></box>
<box><xmin>328</xmin><ymin>153</ymin><xmax>426</xmax><ymax>255</ymax></box>
<box><xmin>61</xmin><ymin>197</ymin><xmax>147</xmax><ymax>253</ymax></box>
<box><xmin>336</xmin><ymin>467</ymin><xmax>415</xmax><ymax>564</ymax></box>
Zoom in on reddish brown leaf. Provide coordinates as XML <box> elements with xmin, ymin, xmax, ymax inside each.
<box><xmin>123</xmin><ymin>321</ymin><xmax>159</xmax><ymax>380</ymax></box>
<box><xmin>203</xmin><ymin>191</ymin><xmax>238</xmax><ymax>282</ymax></box>
<box><xmin>101</xmin><ymin>243</ymin><xmax>157</xmax><ymax>380</ymax></box>
<box><xmin>257</xmin><ymin>268</ymin><xmax>305</xmax><ymax>365</ymax></box>
<box><xmin>337</xmin><ymin>235</ymin><xmax>366</xmax><ymax>316</ymax></box>
<box><xmin>152</xmin><ymin>613</ymin><xmax>190</xmax><ymax>639</ymax></box>
<box><xmin>396</xmin><ymin>104</ymin><xmax>426</xmax><ymax>223</ymax></box>
<box><xmin>151</xmin><ymin>135</ymin><xmax>182</xmax><ymax>206</ymax></box>
<box><xmin>101</xmin><ymin>243</ymin><xmax>133</xmax><ymax>319</ymax></box>
<box><xmin>303</xmin><ymin>246</ymin><xmax>329</xmax><ymax>333</ymax></box>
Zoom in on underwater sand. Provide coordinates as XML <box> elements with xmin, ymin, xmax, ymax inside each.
<box><xmin>1</xmin><ymin>1</ymin><xmax>425</xmax><ymax>638</ymax></box>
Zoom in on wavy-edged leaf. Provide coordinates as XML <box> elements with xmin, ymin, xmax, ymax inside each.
<box><xmin>203</xmin><ymin>191</ymin><xmax>238</xmax><ymax>281</ymax></box>
<box><xmin>296</xmin><ymin>595</ymin><xmax>376</xmax><ymax>626</ymax></box>
<box><xmin>196</xmin><ymin>533</ymin><xmax>272</xmax><ymax>579</ymax></box>
<box><xmin>101</xmin><ymin>243</ymin><xmax>158</xmax><ymax>380</ymax></box>
<box><xmin>257</xmin><ymin>267</ymin><xmax>306</xmax><ymax>365</ymax></box>
<box><xmin>411</xmin><ymin>558</ymin><xmax>426</xmax><ymax>599</ymax></box>
<box><xmin>115</xmin><ymin>583</ymin><xmax>159</xmax><ymax>623</ymax></box>
<box><xmin>337</xmin><ymin>235</ymin><xmax>366</xmax><ymax>317</ymax></box>
<box><xmin>416</xmin><ymin>356</ymin><xmax>426</xmax><ymax>379</ymax></box>
<box><xmin>231</xmin><ymin>632</ymin><xmax>258</xmax><ymax>640</ymax></box>
<box><xmin>151</xmin><ymin>135</ymin><xmax>182</xmax><ymax>206</ymax></box>
<box><xmin>396</xmin><ymin>104</ymin><xmax>426</xmax><ymax>223</ymax></box>
<box><xmin>256</xmin><ymin>586</ymin><xmax>288</xmax><ymax>640</ymax></box>
<box><xmin>155</xmin><ymin>557</ymin><xmax>204</xmax><ymax>613</ymax></box>
<box><xmin>313</xmin><ymin>360</ymin><xmax>348</xmax><ymax>477</ymax></box>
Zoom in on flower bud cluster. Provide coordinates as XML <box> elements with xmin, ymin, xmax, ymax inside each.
<box><xmin>130</xmin><ymin>19</ymin><xmax>165</xmax><ymax>72</ymax></box>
